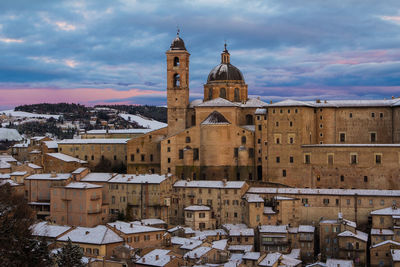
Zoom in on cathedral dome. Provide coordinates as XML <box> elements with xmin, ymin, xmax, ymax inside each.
<box><xmin>170</xmin><ymin>32</ymin><xmax>186</xmax><ymax>50</ymax></box>
<box><xmin>207</xmin><ymin>44</ymin><xmax>244</xmax><ymax>83</ymax></box>
<box><xmin>207</xmin><ymin>63</ymin><xmax>244</xmax><ymax>82</ymax></box>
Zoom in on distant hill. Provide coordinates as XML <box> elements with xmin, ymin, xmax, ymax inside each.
<box><xmin>95</xmin><ymin>105</ymin><xmax>167</xmax><ymax>123</ymax></box>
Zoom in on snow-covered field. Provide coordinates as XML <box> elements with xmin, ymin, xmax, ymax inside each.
<box><xmin>119</xmin><ymin>113</ymin><xmax>167</xmax><ymax>130</ymax></box>
<box><xmin>0</xmin><ymin>110</ymin><xmax>60</xmax><ymax>119</ymax></box>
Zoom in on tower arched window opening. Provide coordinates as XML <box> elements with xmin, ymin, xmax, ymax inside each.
<box><xmin>220</xmin><ymin>88</ymin><xmax>226</xmax><ymax>99</ymax></box>
<box><xmin>208</xmin><ymin>88</ymin><xmax>213</xmax><ymax>100</ymax></box>
<box><xmin>174</xmin><ymin>73</ymin><xmax>180</xmax><ymax>87</ymax></box>
<box><xmin>234</xmin><ymin>88</ymin><xmax>240</xmax><ymax>102</ymax></box>
<box><xmin>174</xmin><ymin>57</ymin><xmax>180</xmax><ymax>67</ymax></box>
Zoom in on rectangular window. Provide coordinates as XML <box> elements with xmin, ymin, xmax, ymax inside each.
<box><xmin>323</xmin><ymin>199</ymin><xmax>329</xmax><ymax>205</ymax></box>
<box><xmin>179</xmin><ymin>149</ymin><xmax>184</xmax><ymax>159</ymax></box>
<box><xmin>150</xmin><ymin>154</ymin><xmax>153</xmax><ymax>162</ymax></box>
<box><xmin>141</xmin><ymin>154</ymin><xmax>145</xmax><ymax>162</ymax></box>
<box><xmin>350</xmin><ymin>153</ymin><xmax>357</xmax><ymax>164</ymax></box>
<box><xmin>371</xmin><ymin>112</ymin><xmax>375</xmax><ymax>118</ymax></box>
<box><xmin>276</xmin><ymin>157</ymin><xmax>280</xmax><ymax>163</ymax></box>
<box><xmin>282</xmin><ymin>170</ymin><xmax>286</xmax><ymax>177</ymax></box>
<box><xmin>289</xmin><ymin>156</ymin><xmax>294</xmax><ymax>163</ymax></box>
<box><xmin>328</xmin><ymin>154</ymin><xmax>334</xmax><ymax>165</ymax></box>
<box><xmin>130</xmin><ymin>154</ymin><xmax>134</xmax><ymax>161</ymax></box>
<box><xmin>370</xmin><ymin>132</ymin><xmax>376</xmax><ymax>142</ymax></box>
<box><xmin>258</xmin><ymin>125</ymin><xmax>262</xmax><ymax>131</ymax></box>
<box><xmin>249</xmin><ymin>148</ymin><xmax>254</xmax><ymax>158</ymax></box>
<box><xmin>340</xmin><ymin>133</ymin><xmax>346</xmax><ymax>142</ymax></box>
<box><xmin>375</xmin><ymin>154</ymin><xmax>382</xmax><ymax>164</ymax></box>
<box><xmin>234</xmin><ymin>148</ymin><xmax>239</xmax><ymax>157</ymax></box>
<box><xmin>193</xmin><ymin>148</ymin><xmax>199</xmax><ymax>160</ymax></box>
<box><xmin>304</xmin><ymin>154</ymin><xmax>311</xmax><ymax>164</ymax></box>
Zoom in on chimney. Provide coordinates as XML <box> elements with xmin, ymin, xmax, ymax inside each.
<box><xmin>85</xmin><ymin>231</ymin><xmax>90</xmax><ymax>235</ymax></box>
<box><xmin>143</xmin><ymin>257</ymin><xmax>145</xmax><ymax>263</ymax></box>
<box><xmin>130</xmin><ymin>223</ymin><xmax>133</xmax><ymax>228</ymax></box>
<box><xmin>222</xmin><ymin>179</ymin><xmax>227</xmax><ymax>185</ymax></box>
<box><xmin>269</xmin><ymin>100</ymin><xmax>272</xmax><ymax>104</ymax></box>
<box><xmin>324</xmin><ymin>100</ymin><xmax>327</xmax><ymax>103</ymax></box>
<box><xmin>316</xmin><ymin>99</ymin><xmax>321</xmax><ymax>103</ymax></box>
<box><xmin>50</xmin><ymin>171</ymin><xmax>57</xmax><ymax>178</ymax></box>
<box><xmin>155</xmin><ymin>255</ymin><xmax>159</xmax><ymax>260</ymax></box>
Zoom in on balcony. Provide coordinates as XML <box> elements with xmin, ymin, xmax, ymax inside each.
<box><xmin>90</xmin><ymin>195</ymin><xmax>101</xmax><ymax>201</ymax></box>
<box><xmin>87</xmin><ymin>209</ymin><xmax>102</xmax><ymax>214</ymax></box>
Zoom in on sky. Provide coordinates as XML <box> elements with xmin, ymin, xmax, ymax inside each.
<box><xmin>1</xmin><ymin>0</ymin><xmax>400</xmax><ymax>109</ymax></box>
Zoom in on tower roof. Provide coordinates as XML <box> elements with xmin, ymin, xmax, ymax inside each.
<box><xmin>207</xmin><ymin>44</ymin><xmax>244</xmax><ymax>82</ymax></box>
<box><xmin>170</xmin><ymin>30</ymin><xmax>186</xmax><ymax>51</ymax></box>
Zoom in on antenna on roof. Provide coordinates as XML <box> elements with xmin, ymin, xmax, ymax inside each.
<box><xmin>224</xmin><ymin>40</ymin><xmax>228</xmax><ymax>52</ymax></box>
<box><xmin>176</xmin><ymin>25</ymin><xmax>180</xmax><ymax>36</ymax></box>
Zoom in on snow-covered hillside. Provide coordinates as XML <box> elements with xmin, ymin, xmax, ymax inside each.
<box><xmin>119</xmin><ymin>113</ymin><xmax>167</xmax><ymax>130</ymax></box>
<box><xmin>1</xmin><ymin>110</ymin><xmax>60</xmax><ymax>119</ymax></box>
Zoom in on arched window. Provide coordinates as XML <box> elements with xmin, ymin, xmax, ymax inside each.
<box><xmin>241</xmin><ymin>136</ymin><xmax>246</xmax><ymax>144</ymax></box>
<box><xmin>173</xmin><ymin>74</ymin><xmax>180</xmax><ymax>87</ymax></box>
<box><xmin>234</xmin><ymin>88</ymin><xmax>240</xmax><ymax>102</ymax></box>
<box><xmin>219</xmin><ymin>88</ymin><xmax>226</xmax><ymax>99</ymax></box>
<box><xmin>174</xmin><ymin>57</ymin><xmax>180</xmax><ymax>67</ymax></box>
<box><xmin>246</xmin><ymin>114</ymin><xmax>254</xmax><ymax>125</ymax></box>
<box><xmin>208</xmin><ymin>88</ymin><xmax>213</xmax><ymax>100</ymax></box>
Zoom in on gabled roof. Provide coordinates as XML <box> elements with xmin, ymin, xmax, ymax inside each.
<box><xmin>47</xmin><ymin>153</ymin><xmax>87</xmax><ymax>163</ymax></box>
<box><xmin>338</xmin><ymin>230</ymin><xmax>368</xmax><ymax>242</ymax></box>
<box><xmin>57</xmin><ymin>225</ymin><xmax>123</xmax><ymax>245</ymax></box>
<box><xmin>201</xmin><ymin>111</ymin><xmax>231</xmax><ymax>125</ymax></box>
<box><xmin>371</xmin><ymin>240</ymin><xmax>400</xmax><ymax>248</ymax></box>
<box><xmin>197</xmin><ymin>97</ymin><xmax>239</xmax><ymax>107</ymax></box>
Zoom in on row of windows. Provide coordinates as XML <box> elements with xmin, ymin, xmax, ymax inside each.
<box><xmin>207</xmin><ymin>87</ymin><xmax>241</xmax><ymax>101</ymax></box>
<box><xmin>274</xmin><ymin>153</ymin><xmax>383</xmax><ymax>165</ymax></box>
<box><xmin>174</xmin><ymin>188</ymin><xmax>239</xmax><ymax>194</ymax></box>
<box><xmin>340</xmin><ymin>132</ymin><xmax>377</xmax><ymax>142</ymax></box>
<box><xmin>130</xmin><ymin>154</ymin><xmax>153</xmax><ymax>162</ymax></box>
<box><xmin>272</xmin><ymin>109</ymin><xmax>299</xmax><ymax>114</ymax></box>
<box><xmin>321</xmin><ymin>198</ymin><xmax>390</xmax><ymax>206</ymax></box>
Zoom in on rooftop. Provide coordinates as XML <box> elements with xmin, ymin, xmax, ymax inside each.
<box><xmin>58</xmin><ymin>138</ymin><xmax>129</xmax><ymax>144</ymax></box>
<box><xmin>109</xmin><ymin>173</ymin><xmax>168</xmax><ymax>184</ymax></box>
<box><xmin>31</xmin><ymin>222</ymin><xmax>71</xmax><ymax>238</ymax></box>
<box><xmin>184</xmin><ymin>205</ymin><xmax>210</xmax><ymax>211</ymax></box>
<box><xmin>57</xmin><ymin>225</ymin><xmax>123</xmax><ymax>244</ymax></box>
<box><xmin>136</xmin><ymin>249</ymin><xmax>174</xmax><ymax>267</ymax></box>
<box><xmin>25</xmin><ymin>173</ymin><xmax>71</xmax><ymax>181</ymax></box>
<box><xmin>107</xmin><ymin>221</ymin><xmax>164</xmax><ymax>234</ymax></box>
<box><xmin>65</xmin><ymin>182</ymin><xmax>102</xmax><ymax>189</ymax></box>
<box><xmin>174</xmin><ymin>180</ymin><xmax>245</xmax><ymax>189</ymax></box>
<box><xmin>47</xmin><ymin>153</ymin><xmax>87</xmax><ymax>163</ymax></box>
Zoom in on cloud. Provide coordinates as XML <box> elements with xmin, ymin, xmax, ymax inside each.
<box><xmin>1</xmin><ymin>0</ymin><xmax>400</xmax><ymax>107</ymax></box>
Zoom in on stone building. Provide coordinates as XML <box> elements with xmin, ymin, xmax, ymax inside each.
<box><xmin>125</xmin><ymin>32</ymin><xmax>400</xmax><ymax>191</ymax></box>
<box><xmin>58</xmin><ymin>138</ymin><xmax>128</xmax><ymax>170</ymax></box>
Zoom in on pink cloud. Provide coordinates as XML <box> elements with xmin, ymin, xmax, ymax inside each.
<box><xmin>0</xmin><ymin>87</ymin><xmax>165</xmax><ymax>107</ymax></box>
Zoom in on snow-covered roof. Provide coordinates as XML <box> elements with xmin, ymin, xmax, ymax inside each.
<box><xmin>193</xmin><ymin>229</ymin><xmax>227</xmax><ymax>239</ymax></box>
<box><xmin>171</xmin><ymin>236</ymin><xmax>202</xmax><ymax>250</ymax></box>
<box><xmin>81</xmin><ymin>172</ymin><xmax>115</xmax><ymax>182</ymax></box>
<box><xmin>189</xmin><ymin>99</ymin><xmax>203</xmax><ymax>108</ymax></box>
<box><xmin>270</xmin><ymin>98</ymin><xmax>400</xmax><ymax>108</ymax></box>
<box><xmin>28</xmin><ymin>163</ymin><xmax>42</xmax><ymax>169</ymax></box>
<box><xmin>139</xmin><ymin>218</ymin><xmax>166</xmax><ymax>226</ymax></box>
<box><xmin>275</xmin><ymin>196</ymin><xmax>297</xmax><ymax>201</ymax></box>
<box><xmin>31</xmin><ymin>222</ymin><xmax>71</xmax><ymax>238</ymax></box>
<box><xmin>371</xmin><ymin>206</ymin><xmax>400</xmax><ymax>216</ymax></box>
<box><xmin>303</xmin><ymin>144</ymin><xmax>400</xmax><ymax>148</ymax></box>
<box><xmin>338</xmin><ymin>230</ymin><xmax>368</xmax><ymax>242</ymax></box>
<box><xmin>0</xmin><ymin>161</ymin><xmax>11</xmax><ymax>169</ymax></box>
<box><xmin>281</xmin><ymin>254</ymin><xmax>302</xmax><ymax>267</ymax></box>
<box><xmin>85</xmin><ymin>129</ymin><xmax>153</xmax><ymax>134</ymax></box>
<box><xmin>392</xmin><ymin>249</ymin><xmax>400</xmax><ymax>261</ymax></box>
<box><xmin>25</xmin><ymin>173</ymin><xmax>71</xmax><ymax>180</ymax></box>
<box><xmin>0</xmin><ymin>179</ymin><xmax>20</xmax><ymax>186</ymax></box>
<box><xmin>240</xmin><ymin>98</ymin><xmax>267</xmax><ymax>108</ymax></box>
<box><xmin>326</xmin><ymin>259</ymin><xmax>354</xmax><ymax>267</ymax></box>
<box><xmin>136</xmin><ymin>249</ymin><xmax>175</xmax><ymax>267</ymax></box>
<box><xmin>184</xmin><ymin>246</ymin><xmax>212</xmax><ymax>259</ymax></box>
<box><xmin>108</xmin><ymin>221</ymin><xmax>164</xmax><ymax>234</ymax></box>
<box><xmin>259</xmin><ymin>225</ymin><xmax>288</xmax><ymax>234</ymax></box>
<box><xmin>244</xmin><ymin>193</ymin><xmax>263</xmax><ymax>203</ymax></box>
<box><xmin>298</xmin><ymin>225</ymin><xmax>315</xmax><ymax>233</ymax></box>
<box><xmin>10</xmin><ymin>171</ymin><xmax>27</xmax><ymax>176</ymax></box>
<box><xmin>0</xmin><ymin>155</ymin><xmax>17</xmax><ymax>162</ymax></box>
<box><xmin>248</xmin><ymin>187</ymin><xmax>400</xmax><ymax>197</ymax></box>
<box><xmin>0</xmin><ymin>174</ymin><xmax>10</xmax><ymax>179</ymax></box>
<box><xmin>241</xmin><ymin>125</ymin><xmax>255</xmax><ymax>132</ymax></box>
<box><xmin>263</xmin><ymin>206</ymin><xmax>276</xmax><ymax>214</ymax></box>
<box><xmin>57</xmin><ymin>225</ymin><xmax>123</xmax><ymax>244</ymax></box>
<box><xmin>174</xmin><ymin>180</ymin><xmax>246</xmax><ymax>189</ymax></box>
<box><xmin>243</xmin><ymin>252</ymin><xmax>260</xmax><ymax>260</ymax></box>
<box><xmin>109</xmin><ymin>173</ymin><xmax>168</xmax><ymax>184</ymax></box>
<box><xmin>197</xmin><ymin>97</ymin><xmax>240</xmax><ymax>107</ymax></box>
<box><xmin>201</xmin><ymin>111</ymin><xmax>231</xmax><ymax>125</ymax></box>
<box><xmin>65</xmin><ymin>182</ymin><xmax>102</xmax><ymax>189</ymax></box>
<box><xmin>320</xmin><ymin>217</ymin><xmax>357</xmax><ymax>229</ymax></box>
<box><xmin>72</xmin><ymin>167</ymin><xmax>87</xmax><ymax>174</ymax></box>
<box><xmin>212</xmin><ymin>239</ymin><xmax>228</xmax><ymax>250</ymax></box>
<box><xmin>228</xmin><ymin>245</ymin><xmax>252</xmax><ymax>252</ymax></box>
<box><xmin>43</xmin><ymin>141</ymin><xmax>58</xmax><ymax>149</ymax></box>
<box><xmin>59</xmin><ymin>138</ymin><xmax>129</xmax><ymax>144</ymax></box>
<box><xmin>0</xmin><ymin>128</ymin><xmax>23</xmax><ymax>142</ymax></box>
<box><xmin>258</xmin><ymin>252</ymin><xmax>281</xmax><ymax>266</ymax></box>
<box><xmin>371</xmin><ymin>240</ymin><xmax>400</xmax><ymax>248</ymax></box>
<box><xmin>255</xmin><ymin>108</ymin><xmax>267</xmax><ymax>115</ymax></box>
<box><xmin>371</xmin><ymin>228</ymin><xmax>394</xmax><ymax>235</ymax></box>
<box><xmin>184</xmin><ymin>205</ymin><xmax>210</xmax><ymax>211</ymax></box>
<box><xmin>47</xmin><ymin>153</ymin><xmax>87</xmax><ymax>163</ymax></box>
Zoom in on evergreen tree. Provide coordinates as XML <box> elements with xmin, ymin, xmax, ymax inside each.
<box><xmin>55</xmin><ymin>238</ymin><xmax>84</xmax><ymax>267</ymax></box>
<box><xmin>0</xmin><ymin>183</ymin><xmax>51</xmax><ymax>266</ymax></box>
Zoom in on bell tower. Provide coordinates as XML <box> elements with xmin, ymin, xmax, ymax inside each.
<box><xmin>166</xmin><ymin>31</ymin><xmax>190</xmax><ymax>136</ymax></box>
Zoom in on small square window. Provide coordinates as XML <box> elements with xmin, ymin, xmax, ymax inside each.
<box><xmin>371</xmin><ymin>112</ymin><xmax>375</xmax><ymax>118</ymax></box>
